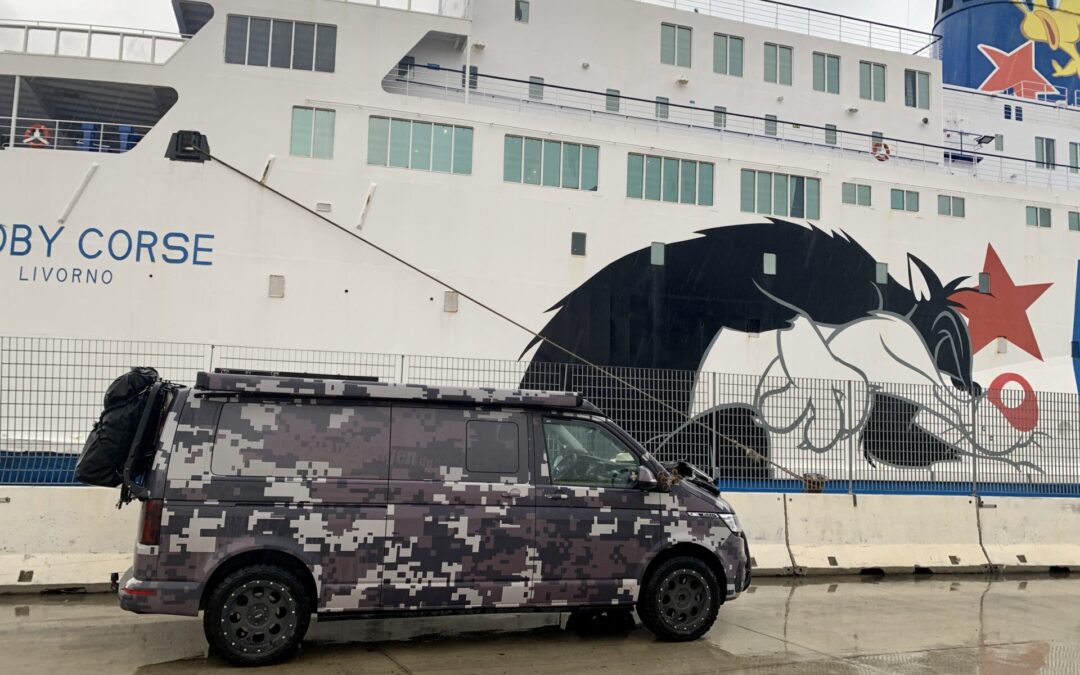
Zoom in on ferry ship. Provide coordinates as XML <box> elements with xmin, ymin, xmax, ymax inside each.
<box><xmin>1</xmin><ymin>0</ymin><xmax>1079</xmax><ymax>488</ymax></box>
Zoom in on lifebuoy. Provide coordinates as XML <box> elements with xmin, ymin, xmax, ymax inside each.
<box><xmin>22</xmin><ymin>123</ymin><xmax>52</xmax><ymax>148</ymax></box>
<box><xmin>872</xmin><ymin>142</ymin><xmax>891</xmax><ymax>162</ymax></box>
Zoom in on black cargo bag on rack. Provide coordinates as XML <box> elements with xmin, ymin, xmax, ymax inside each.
<box><xmin>75</xmin><ymin>366</ymin><xmax>161</xmax><ymax>487</ymax></box>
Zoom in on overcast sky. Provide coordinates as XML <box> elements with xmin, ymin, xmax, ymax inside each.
<box><xmin>0</xmin><ymin>0</ymin><xmax>939</xmax><ymax>34</ymax></box>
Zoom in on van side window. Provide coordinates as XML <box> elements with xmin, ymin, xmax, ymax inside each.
<box><xmin>391</xmin><ymin>407</ymin><xmax>527</xmax><ymax>482</ymax></box>
<box><xmin>542</xmin><ymin>418</ymin><xmax>638</xmax><ymax>488</ymax></box>
<box><xmin>466</xmin><ymin>420</ymin><xmax>519</xmax><ymax>473</ymax></box>
<box><xmin>211</xmin><ymin>402</ymin><xmax>390</xmax><ymax>479</ymax></box>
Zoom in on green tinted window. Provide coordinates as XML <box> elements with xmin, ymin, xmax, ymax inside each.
<box><xmin>627</xmin><ymin>153</ymin><xmax>644</xmax><ymax>198</ymax></box>
<box><xmin>562</xmin><ymin>143</ymin><xmax>581</xmax><ymax>189</ymax></box>
<box><xmin>290</xmin><ymin>107</ymin><xmax>314</xmax><ymax>158</ymax></box>
<box><xmin>542</xmin><ymin>140</ymin><xmax>561</xmax><ymax>186</ymax></box>
<box><xmin>581</xmin><ymin>145</ymin><xmax>599</xmax><ymax>192</ymax></box>
<box><xmin>432</xmin><ymin>124</ymin><xmax>453</xmax><ymax>172</ymax></box>
<box><xmin>410</xmin><ymin>121</ymin><xmax>431</xmax><ymax>170</ymax></box>
<box><xmin>645</xmin><ymin>155</ymin><xmax>662</xmax><ymax>200</ymax></box>
<box><xmin>367</xmin><ymin>116</ymin><xmax>389</xmax><ymax>165</ymax></box>
<box><xmin>698</xmin><ymin>163</ymin><xmax>714</xmax><ymax>206</ymax></box>
<box><xmin>680</xmin><ymin>160</ymin><xmax>697</xmax><ymax>204</ymax></box>
<box><xmin>389</xmin><ymin>119</ymin><xmax>411</xmax><ymax>168</ymax></box>
<box><xmin>503</xmin><ymin>135</ymin><xmax>523</xmax><ymax>183</ymax></box>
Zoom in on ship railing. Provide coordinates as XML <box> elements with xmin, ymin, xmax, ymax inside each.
<box><xmin>0</xmin><ymin>20</ymin><xmax>187</xmax><ymax>64</ymax></box>
<box><xmin>636</xmin><ymin>0</ymin><xmax>940</xmax><ymax>57</ymax></box>
<box><xmin>1</xmin><ymin>117</ymin><xmax>153</xmax><ymax>153</ymax></box>
<box><xmin>386</xmin><ymin>65</ymin><xmax>1080</xmax><ymax>192</ymax></box>
<box><xmin>343</xmin><ymin>0</ymin><xmax>472</xmax><ymax>19</ymax></box>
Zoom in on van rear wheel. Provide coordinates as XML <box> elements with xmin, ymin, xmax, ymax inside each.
<box><xmin>203</xmin><ymin>564</ymin><xmax>311</xmax><ymax>666</ymax></box>
<box><xmin>638</xmin><ymin>556</ymin><xmax>719</xmax><ymax>641</ymax></box>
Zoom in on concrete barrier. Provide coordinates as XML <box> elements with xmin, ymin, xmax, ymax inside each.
<box><xmin>978</xmin><ymin>497</ymin><xmax>1080</xmax><ymax>572</ymax></box>
<box><xmin>0</xmin><ymin>486</ymin><xmax>137</xmax><ymax>592</ymax></box>
<box><xmin>784</xmin><ymin>493</ymin><xmax>989</xmax><ymax>574</ymax></box>
<box><xmin>722</xmin><ymin>492</ymin><xmax>793</xmax><ymax>576</ymax></box>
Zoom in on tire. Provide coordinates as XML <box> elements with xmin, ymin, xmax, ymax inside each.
<box><xmin>637</xmin><ymin>556</ymin><xmax>720</xmax><ymax>641</ymax></box>
<box><xmin>203</xmin><ymin>564</ymin><xmax>312</xmax><ymax>667</ymax></box>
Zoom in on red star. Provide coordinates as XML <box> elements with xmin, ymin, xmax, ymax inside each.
<box><xmin>977</xmin><ymin>41</ymin><xmax>1057</xmax><ymax>98</ymax></box>
<box><xmin>951</xmin><ymin>245</ymin><xmax>1052</xmax><ymax>361</ymax></box>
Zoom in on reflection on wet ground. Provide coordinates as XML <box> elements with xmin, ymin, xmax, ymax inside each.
<box><xmin>5</xmin><ymin>575</ymin><xmax>1080</xmax><ymax>674</ymax></box>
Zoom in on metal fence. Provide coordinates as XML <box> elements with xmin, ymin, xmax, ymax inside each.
<box><xmin>0</xmin><ymin>20</ymin><xmax>186</xmax><ymax>64</ymax></box>
<box><xmin>1</xmin><ymin>336</ymin><xmax>1077</xmax><ymax>497</ymax></box>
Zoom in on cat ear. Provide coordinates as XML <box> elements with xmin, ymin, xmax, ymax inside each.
<box><xmin>907</xmin><ymin>254</ymin><xmax>943</xmax><ymax>302</ymax></box>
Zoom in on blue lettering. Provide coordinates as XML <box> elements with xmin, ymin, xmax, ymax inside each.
<box><xmin>136</xmin><ymin>230</ymin><xmax>158</xmax><ymax>263</ymax></box>
<box><xmin>161</xmin><ymin>232</ymin><xmax>190</xmax><ymax>264</ymax></box>
<box><xmin>79</xmin><ymin>228</ymin><xmax>103</xmax><ymax>259</ymax></box>
<box><xmin>108</xmin><ymin>229</ymin><xmax>132</xmax><ymax>261</ymax></box>
<box><xmin>0</xmin><ymin>224</ymin><xmax>6</xmax><ymax>252</ymax></box>
<box><xmin>39</xmin><ymin>225</ymin><xmax>64</xmax><ymax>258</ymax></box>
<box><xmin>192</xmin><ymin>234</ymin><xmax>214</xmax><ymax>266</ymax></box>
<box><xmin>11</xmin><ymin>224</ymin><xmax>31</xmax><ymax>256</ymax></box>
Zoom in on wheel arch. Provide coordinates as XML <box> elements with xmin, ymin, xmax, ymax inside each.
<box><xmin>199</xmin><ymin>547</ymin><xmax>318</xmax><ymax>610</ymax></box>
<box><xmin>638</xmin><ymin>542</ymin><xmax>727</xmax><ymax>603</ymax></box>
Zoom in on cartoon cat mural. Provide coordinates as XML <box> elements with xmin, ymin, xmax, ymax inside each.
<box><xmin>521</xmin><ymin>219</ymin><xmax>1052</xmax><ymax>481</ymax></box>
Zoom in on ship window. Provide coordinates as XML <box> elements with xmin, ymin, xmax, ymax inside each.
<box><xmin>713</xmin><ymin>33</ymin><xmax>743</xmax><ymax>77</ymax></box>
<box><xmin>571</xmin><ymin>232</ymin><xmax>586</xmax><ymax>256</ymax></box>
<box><xmin>315</xmin><ymin>25</ymin><xmax>337</xmax><ymax>72</ymax></box>
<box><xmin>713</xmin><ymin>106</ymin><xmax>727</xmax><ymax>128</ymax></box>
<box><xmin>764</xmin><ymin>43</ymin><xmax>793</xmax><ymax>85</ymax></box>
<box><xmin>891</xmin><ymin>189</ymin><xmax>919</xmax><ymax>212</ymax></box>
<box><xmin>529</xmin><ymin>76</ymin><xmax>544</xmax><ymax>100</ymax></box>
<box><xmin>938</xmin><ymin>195</ymin><xmax>965</xmax><ymax>217</ymax></box>
<box><xmin>763</xmin><ymin>253</ymin><xmax>777</xmax><ymax>276</ymax></box>
<box><xmin>270</xmin><ymin>20</ymin><xmax>292</xmax><ymax>68</ymax></box>
<box><xmin>397</xmin><ymin>55</ymin><xmax>416</xmax><ymax>78</ymax></box>
<box><xmin>995</xmin><ymin>134</ymin><xmax>1004</xmax><ymax>151</ymax></box>
<box><xmin>1036</xmin><ymin>136</ymin><xmax>1056</xmax><ymax>169</ymax></box>
<box><xmin>606</xmin><ymin>88</ymin><xmax>621</xmax><ymax>113</ymax></box>
<box><xmin>246</xmin><ymin>18</ymin><xmax>270</xmax><ymax>66</ymax></box>
<box><xmin>904</xmin><ymin>69</ymin><xmax>930</xmax><ymax>109</ymax></box>
<box><xmin>813</xmin><ymin>52</ymin><xmax>840</xmax><ymax>94</ymax></box>
<box><xmin>290</xmin><ymin>106</ymin><xmax>335</xmax><ymax>159</ymax></box>
<box><xmin>1016</xmin><ymin>106</ymin><xmax>1023</xmax><ymax>121</ymax></box>
<box><xmin>651</xmin><ymin>242</ymin><xmax>665</xmax><ymax>266</ymax></box>
<box><xmin>627</xmin><ymin>154</ymin><xmax>713</xmax><ymax>206</ymax></box>
<box><xmin>1004</xmin><ymin>105</ymin><xmax>1012</xmax><ymax>120</ymax></box>
<box><xmin>661</xmin><ymin>23</ymin><xmax>692</xmax><ymax>67</ymax></box>
<box><xmin>1069</xmin><ymin>211</ymin><xmax>1080</xmax><ymax>231</ymax></box>
<box><xmin>740</xmin><ymin>169</ymin><xmax>818</xmax><ymax>219</ymax></box>
<box><xmin>225</xmin><ymin>15</ymin><xmax>247</xmax><ymax>64</ymax></box>
<box><xmin>842</xmin><ymin>183</ymin><xmax>871</xmax><ymax>206</ymax></box>
<box><xmin>292</xmin><ymin>22</ymin><xmax>315</xmax><ymax>70</ymax></box>
<box><xmin>368</xmin><ymin>116</ymin><xmax>472</xmax><ymax>175</ymax></box>
<box><xmin>825</xmin><ymin>124</ymin><xmax>838</xmax><ymax>145</ymax></box>
<box><xmin>515</xmin><ymin>0</ymin><xmax>530</xmax><ymax>23</ymax></box>
<box><xmin>859</xmin><ymin>61</ymin><xmax>886</xmax><ymax>102</ymax></box>
<box><xmin>506</xmin><ymin>135</ymin><xmax>597</xmax><ymax>191</ymax></box>
<box><xmin>225</xmin><ymin>15</ymin><xmax>335</xmax><ymax>72</ymax></box>
<box><xmin>1070</xmin><ymin>142</ymin><xmax>1079</xmax><ymax>172</ymax></box>
<box><xmin>875</xmin><ymin>262</ymin><xmax>888</xmax><ymax>285</ymax></box>
<box><xmin>1026</xmin><ymin>206</ymin><xmax>1051</xmax><ymax>228</ymax></box>
<box><xmin>656</xmin><ymin>96</ymin><xmax>670</xmax><ymax>119</ymax></box>
<box><xmin>764</xmin><ymin>114</ymin><xmax>778</xmax><ymax>136</ymax></box>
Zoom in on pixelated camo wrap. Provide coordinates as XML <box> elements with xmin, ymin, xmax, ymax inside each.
<box><xmin>124</xmin><ymin>385</ymin><xmax>748</xmax><ymax>616</ymax></box>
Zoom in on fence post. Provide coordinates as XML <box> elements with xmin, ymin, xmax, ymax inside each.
<box><xmin>971</xmin><ymin>396</ymin><xmax>978</xmax><ymax>497</ymax></box>
<box><xmin>847</xmin><ymin>379</ymin><xmax>855</xmax><ymax>495</ymax></box>
<box><xmin>207</xmin><ymin>344</ymin><xmax>215</xmax><ymax>372</ymax></box>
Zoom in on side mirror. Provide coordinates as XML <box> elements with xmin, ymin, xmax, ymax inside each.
<box><xmin>636</xmin><ymin>466</ymin><xmax>659</xmax><ymax>491</ymax></box>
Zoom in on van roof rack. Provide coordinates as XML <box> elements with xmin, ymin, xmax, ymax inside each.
<box><xmin>213</xmin><ymin>368</ymin><xmax>379</xmax><ymax>383</ymax></box>
<box><xmin>194</xmin><ymin>371</ymin><xmax>593</xmax><ymax>411</ymax></box>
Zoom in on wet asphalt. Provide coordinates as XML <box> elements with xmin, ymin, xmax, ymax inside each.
<box><xmin>4</xmin><ymin>575</ymin><xmax>1080</xmax><ymax>674</ymax></box>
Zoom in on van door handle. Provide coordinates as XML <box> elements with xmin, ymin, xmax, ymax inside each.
<box><xmin>544</xmin><ymin>489</ymin><xmax>570</xmax><ymax>501</ymax></box>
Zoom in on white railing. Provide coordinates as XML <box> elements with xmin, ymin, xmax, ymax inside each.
<box><xmin>636</xmin><ymin>0</ymin><xmax>940</xmax><ymax>56</ymax></box>
<box><xmin>2</xmin><ymin>117</ymin><xmax>152</xmax><ymax>153</ymax></box>
<box><xmin>385</xmin><ymin>66</ymin><xmax>1080</xmax><ymax>192</ymax></box>
<box><xmin>343</xmin><ymin>0</ymin><xmax>472</xmax><ymax>19</ymax></box>
<box><xmin>0</xmin><ymin>20</ymin><xmax>187</xmax><ymax>64</ymax></box>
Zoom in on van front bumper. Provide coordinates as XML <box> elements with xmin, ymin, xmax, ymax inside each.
<box><xmin>721</xmin><ymin>532</ymin><xmax>752</xmax><ymax>601</ymax></box>
<box><xmin>118</xmin><ymin>573</ymin><xmax>202</xmax><ymax>616</ymax></box>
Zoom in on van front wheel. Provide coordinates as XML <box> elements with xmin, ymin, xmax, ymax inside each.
<box><xmin>203</xmin><ymin>564</ymin><xmax>312</xmax><ymax>666</ymax></box>
<box><xmin>638</xmin><ymin>556</ymin><xmax>719</xmax><ymax>641</ymax></box>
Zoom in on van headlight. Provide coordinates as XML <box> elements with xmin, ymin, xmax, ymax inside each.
<box><xmin>719</xmin><ymin>513</ymin><xmax>741</xmax><ymax>533</ymax></box>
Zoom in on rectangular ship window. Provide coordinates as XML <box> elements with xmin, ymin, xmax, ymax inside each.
<box><xmin>367</xmin><ymin>116</ymin><xmax>473</xmax><ymax>175</ymax></box>
<box><xmin>741</xmin><ymin>169</ymin><xmax>819</xmax><ymax>218</ymax></box>
<box><xmin>628</xmin><ymin>154</ymin><xmax>713</xmax><ymax>206</ymax></box>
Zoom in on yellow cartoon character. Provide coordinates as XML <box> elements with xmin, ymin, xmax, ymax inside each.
<box><xmin>1015</xmin><ymin>0</ymin><xmax>1080</xmax><ymax>77</ymax></box>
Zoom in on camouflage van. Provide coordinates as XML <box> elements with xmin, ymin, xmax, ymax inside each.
<box><xmin>119</xmin><ymin>370</ymin><xmax>750</xmax><ymax>666</ymax></box>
